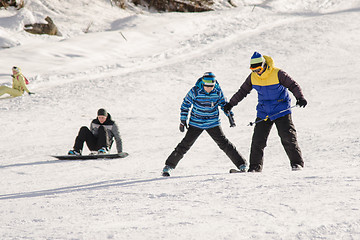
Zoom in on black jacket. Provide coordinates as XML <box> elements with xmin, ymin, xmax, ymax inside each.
<box><xmin>90</xmin><ymin>113</ymin><xmax>123</xmax><ymax>153</ymax></box>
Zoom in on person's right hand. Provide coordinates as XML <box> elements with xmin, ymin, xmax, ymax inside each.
<box><xmin>224</xmin><ymin>103</ymin><xmax>233</xmax><ymax>112</ymax></box>
<box><xmin>179</xmin><ymin>120</ymin><xmax>188</xmax><ymax>132</ymax></box>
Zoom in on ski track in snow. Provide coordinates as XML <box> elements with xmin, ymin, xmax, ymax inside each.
<box><xmin>0</xmin><ymin>0</ymin><xmax>360</xmax><ymax>239</ymax></box>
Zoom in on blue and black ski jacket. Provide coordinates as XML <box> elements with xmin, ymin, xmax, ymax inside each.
<box><xmin>180</xmin><ymin>78</ymin><xmax>232</xmax><ymax>129</ymax></box>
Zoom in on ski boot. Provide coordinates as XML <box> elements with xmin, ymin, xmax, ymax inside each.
<box><xmin>248</xmin><ymin>164</ymin><xmax>262</xmax><ymax>173</ymax></box>
<box><xmin>68</xmin><ymin>149</ymin><xmax>81</xmax><ymax>155</ymax></box>
<box><xmin>229</xmin><ymin>163</ymin><xmax>247</xmax><ymax>173</ymax></box>
<box><xmin>291</xmin><ymin>164</ymin><xmax>303</xmax><ymax>171</ymax></box>
<box><xmin>162</xmin><ymin>165</ymin><xmax>173</xmax><ymax>177</ymax></box>
<box><xmin>98</xmin><ymin>147</ymin><xmax>108</xmax><ymax>154</ymax></box>
<box><xmin>238</xmin><ymin>164</ymin><xmax>247</xmax><ymax>172</ymax></box>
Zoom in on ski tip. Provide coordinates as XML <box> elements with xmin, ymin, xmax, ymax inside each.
<box><xmin>229</xmin><ymin>169</ymin><xmax>246</xmax><ymax>173</ymax></box>
<box><xmin>118</xmin><ymin>152</ymin><xmax>129</xmax><ymax>158</ymax></box>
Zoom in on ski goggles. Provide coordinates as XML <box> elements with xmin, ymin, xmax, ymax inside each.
<box><xmin>250</xmin><ymin>60</ymin><xmax>266</xmax><ymax>73</ymax></box>
<box><xmin>251</xmin><ymin>67</ymin><xmax>263</xmax><ymax>73</ymax></box>
<box><xmin>202</xmin><ymin>78</ymin><xmax>215</xmax><ymax>87</ymax></box>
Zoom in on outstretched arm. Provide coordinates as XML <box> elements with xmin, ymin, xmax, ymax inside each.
<box><xmin>219</xmin><ymin>89</ymin><xmax>236</xmax><ymax>127</ymax></box>
<box><xmin>180</xmin><ymin>88</ymin><xmax>195</xmax><ymax>121</ymax></box>
<box><xmin>278</xmin><ymin>70</ymin><xmax>304</xmax><ymax>99</ymax></box>
<box><xmin>229</xmin><ymin>75</ymin><xmax>253</xmax><ymax>107</ymax></box>
<box><xmin>112</xmin><ymin>123</ymin><xmax>123</xmax><ymax>153</ymax></box>
<box><xmin>219</xmin><ymin>89</ymin><xmax>233</xmax><ymax>116</ymax></box>
<box><xmin>278</xmin><ymin>70</ymin><xmax>307</xmax><ymax>107</ymax></box>
<box><xmin>224</xmin><ymin>75</ymin><xmax>253</xmax><ymax>112</ymax></box>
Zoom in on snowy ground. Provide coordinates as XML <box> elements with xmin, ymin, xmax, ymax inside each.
<box><xmin>0</xmin><ymin>0</ymin><xmax>360</xmax><ymax>239</ymax></box>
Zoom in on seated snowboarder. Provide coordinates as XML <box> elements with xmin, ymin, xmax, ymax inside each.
<box><xmin>0</xmin><ymin>66</ymin><xmax>34</xmax><ymax>98</ymax></box>
<box><xmin>68</xmin><ymin>108</ymin><xmax>123</xmax><ymax>155</ymax></box>
<box><xmin>162</xmin><ymin>72</ymin><xmax>247</xmax><ymax>176</ymax></box>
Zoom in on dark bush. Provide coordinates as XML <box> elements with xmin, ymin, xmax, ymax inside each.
<box><xmin>145</xmin><ymin>0</ymin><xmax>213</xmax><ymax>12</ymax></box>
<box><xmin>0</xmin><ymin>0</ymin><xmax>24</xmax><ymax>9</ymax></box>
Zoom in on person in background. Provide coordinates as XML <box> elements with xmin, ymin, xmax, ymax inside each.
<box><xmin>0</xmin><ymin>66</ymin><xmax>34</xmax><ymax>97</ymax></box>
<box><xmin>162</xmin><ymin>72</ymin><xmax>247</xmax><ymax>177</ymax></box>
<box><xmin>68</xmin><ymin>108</ymin><xmax>123</xmax><ymax>155</ymax></box>
<box><xmin>224</xmin><ymin>52</ymin><xmax>307</xmax><ymax>172</ymax></box>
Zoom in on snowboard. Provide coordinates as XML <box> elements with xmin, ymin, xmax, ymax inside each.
<box><xmin>52</xmin><ymin>152</ymin><xmax>129</xmax><ymax>160</ymax></box>
<box><xmin>0</xmin><ymin>96</ymin><xmax>15</xmax><ymax>100</ymax></box>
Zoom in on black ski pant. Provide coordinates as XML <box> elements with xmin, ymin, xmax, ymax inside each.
<box><xmin>165</xmin><ymin>125</ymin><xmax>246</xmax><ymax>169</ymax></box>
<box><xmin>249</xmin><ymin>114</ymin><xmax>303</xmax><ymax>171</ymax></box>
<box><xmin>73</xmin><ymin>126</ymin><xmax>110</xmax><ymax>152</ymax></box>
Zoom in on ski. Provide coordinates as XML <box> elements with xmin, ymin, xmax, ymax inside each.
<box><xmin>229</xmin><ymin>169</ymin><xmax>245</xmax><ymax>173</ymax></box>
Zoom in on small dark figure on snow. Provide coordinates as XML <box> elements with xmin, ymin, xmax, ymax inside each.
<box><xmin>162</xmin><ymin>72</ymin><xmax>247</xmax><ymax>176</ymax></box>
<box><xmin>224</xmin><ymin>52</ymin><xmax>307</xmax><ymax>172</ymax></box>
<box><xmin>68</xmin><ymin>108</ymin><xmax>123</xmax><ymax>155</ymax></box>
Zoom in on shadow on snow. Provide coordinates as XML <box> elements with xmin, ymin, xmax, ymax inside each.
<box><xmin>0</xmin><ymin>173</ymin><xmax>226</xmax><ymax>200</ymax></box>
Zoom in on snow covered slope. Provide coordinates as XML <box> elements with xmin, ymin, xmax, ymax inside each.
<box><xmin>0</xmin><ymin>0</ymin><xmax>359</xmax><ymax>239</ymax></box>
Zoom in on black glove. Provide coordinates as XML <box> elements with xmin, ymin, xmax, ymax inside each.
<box><xmin>224</xmin><ymin>103</ymin><xmax>233</xmax><ymax>112</ymax></box>
<box><xmin>28</xmin><ymin>92</ymin><xmax>35</xmax><ymax>95</ymax></box>
<box><xmin>296</xmin><ymin>98</ymin><xmax>307</xmax><ymax>108</ymax></box>
<box><xmin>179</xmin><ymin>120</ymin><xmax>188</xmax><ymax>132</ymax></box>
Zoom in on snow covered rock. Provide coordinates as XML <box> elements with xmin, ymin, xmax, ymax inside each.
<box><xmin>24</xmin><ymin>16</ymin><xmax>60</xmax><ymax>36</ymax></box>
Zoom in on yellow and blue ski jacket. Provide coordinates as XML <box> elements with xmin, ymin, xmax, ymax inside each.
<box><xmin>229</xmin><ymin>56</ymin><xmax>304</xmax><ymax>120</ymax></box>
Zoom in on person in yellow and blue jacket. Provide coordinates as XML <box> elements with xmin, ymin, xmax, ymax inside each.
<box><xmin>0</xmin><ymin>66</ymin><xmax>34</xmax><ymax>98</ymax></box>
<box><xmin>224</xmin><ymin>52</ymin><xmax>307</xmax><ymax>172</ymax></box>
<box><xmin>162</xmin><ymin>72</ymin><xmax>247</xmax><ymax>176</ymax></box>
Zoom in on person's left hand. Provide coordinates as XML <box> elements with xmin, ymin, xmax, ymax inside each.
<box><xmin>296</xmin><ymin>98</ymin><xmax>307</xmax><ymax>108</ymax></box>
<box><xmin>227</xmin><ymin>113</ymin><xmax>236</xmax><ymax>127</ymax></box>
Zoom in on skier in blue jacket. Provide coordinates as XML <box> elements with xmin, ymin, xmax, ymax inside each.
<box><xmin>224</xmin><ymin>52</ymin><xmax>307</xmax><ymax>172</ymax></box>
<box><xmin>162</xmin><ymin>72</ymin><xmax>247</xmax><ymax>176</ymax></box>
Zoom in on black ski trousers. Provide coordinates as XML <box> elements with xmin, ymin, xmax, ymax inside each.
<box><xmin>73</xmin><ymin>126</ymin><xmax>110</xmax><ymax>152</ymax></box>
<box><xmin>165</xmin><ymin>125</ymin><xmax>246</xmax><ymax>169</ymax></box>
<box><xmin>249</xmin><ymin>114</ymin><xmax>304</xmax><ymax>171</ymax></box>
